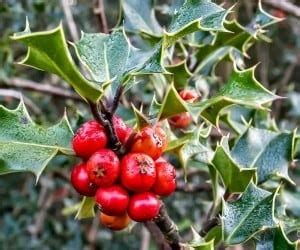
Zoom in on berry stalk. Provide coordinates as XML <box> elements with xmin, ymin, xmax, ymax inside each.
<box><xmin>153</xmin><ymin>203</ymin><xmax>182</xmax><ymax>250</ymax></box>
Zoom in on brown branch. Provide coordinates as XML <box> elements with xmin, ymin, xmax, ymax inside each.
<box><xmin>199</xmin><ymin>217</ymin><xmax>220</xmax><ymax>237</ymax></box>
<box><xmin>94</xmin><ymin>0</ymin><xmax>109</xmax><ymax>33</ymax></box>
<box><xmin>144</xmin><ymin>221</ymin><xmax>172</xmax><ymax>250</ymax></box>
<box><xmin>89</xmin><ymin>101</ymin><xmax>122</xmax><ymax>152</ymax></box>
<box><xmin>262</xmin><ymin>0</ymin><xmax>300</xmax><ymax>18</ymax></box>
<box><xmin>176</xmin><ymin>182</ymin><xmax>212</xmax><ymax>193</ymax></box>
<box><xmin>153</xmin><ymin>203</ymin><xmax>182</xmax><ymax>250</ymax></box>
<box><xmin>3</xmin><ymin>77</ymin><xmax>83</xmax><ymax>101</ymax></box>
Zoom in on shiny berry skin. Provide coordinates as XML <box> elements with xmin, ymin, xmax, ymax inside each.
<box><xmin>100</xmin><ymin>212</ymin><xmax>131</xmax><ymax>231</ymax></box>
<box><xmin>169</xmin><ymin>112</ymin><xmax>192</xmax><ymax>128</ymax></box>
<box><xmin>70</xmin><ymin>163</ymin><xmax>97</xmax><ymax>196</ymax></box>
<box><xmin>121</xmin><ymin>153</ymin><xmax>156</xmax><ymax>192</ymax></box>
<box><xmin>179</xmin><ymin>89</ymin><xmax>199</xmax><ymax>102</ymax></box>
<box><xmin>86</xmin><ymin>149</ymin><xmax>120</xmax><ymax>187</ymax></box>
<box><xmin>152</xmin><ymin>161</ymin><xmax>176</xmax><ymax>196</ymax></box>
<box><xmin>72</xmin><ymin>120</ymin><xmax>108</xmax><ymax>159</ymax></box>
<box><xmin>128</xmin><ymin>192</ymin><xmax>160</xmax><ymax>222</ymax></box>
<box><xmin>95</xmin><ymin>185</ymin><xmax>129</xmax><ymax>215</ymax></box>
<box><xmin>131</xmin><ymin>126</ymin><xmax>167</xmax><ymax>160</ymax></box>
<box><xmin>113</xmin><ymin>116</ymin><xmax>132</xmax><ymax>144</ymax></box>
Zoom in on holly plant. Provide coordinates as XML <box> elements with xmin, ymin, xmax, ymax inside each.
<box><xmin>2</xmin><ymin>0</ymin><xmax>300</xmax><ymax>249</ymax></box>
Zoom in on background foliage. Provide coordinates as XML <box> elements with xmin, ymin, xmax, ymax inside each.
<box><xmin>1</xmin><ymin>0</ymin><xmax>300</xmax><ymax>249</ymax></box>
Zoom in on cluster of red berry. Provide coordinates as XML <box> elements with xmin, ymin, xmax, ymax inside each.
<box><xmin>70</xmin><ymin>116</ymin><xmax>176</xmax><ymax>230</ymax></box>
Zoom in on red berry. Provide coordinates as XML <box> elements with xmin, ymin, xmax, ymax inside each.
<box><xmin>95</xmin><ymin>185</ymin><xmax>129</xmax><ymax>215</ymax></box>
<box><xmin>86</xmin><ymin>149</ymin><xmax>120</xmax><ymax>187</ymax></box>
<box><xmin>70</xmin><ymin>163</ymin><xmax>97</xmax><ymax>196</ymax></box>
<box><xmin>179</xmin><ymin>89</ymin><xmax>199</xmax><ymax>102</ymax></box>
<box><xmin>131</xmin><ymin>126</ymin><xmax>167</xmax><ymax>160</ymax></box>
<box><xmin>121</xmin><ymin>153</ymin><xmax>156</xmax><ymax>192</ymax></box>
<box><xmin>72</xmin><ymin>120</ymin><xmax>108</xmax><ymax>159</ymax></box>
<box><xmin>152</xmin><ymin>161</ymin><xmax>176</xmax><ymax>196</ymax></box>
<box><xmin>99</xmin><ymin>212</ymin><xmax>131</xmax><ymax>231</ymax></box>
<box><xmin>169</xmin><ymin>112</ymin><xmax>192</xmax><ymax>128</ymax></box>
<box><xmin>113</xmin><ymin>116</ymin><xmax>132</xmax><ymax>144</ymax></box>
<box><xmin>128</xmin><ymin>192</ymin><xmax>160</xmax><ymax>222</ymax></box>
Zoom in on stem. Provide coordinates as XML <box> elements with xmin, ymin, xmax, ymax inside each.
<box><xmin>89</xmin><ymin>101</ymin><xmax>122</xmax><ymax>152</ymax></box>
<box><xmin>153</xmin><ymin>203</ymin><xmax>182</xmax><ymax>250</ymax></box>
<box><xmin>199</xmin><ymin>217</ymin><xmax>219</xmax><ymax>237</ymax></box>
<box><xmin>94</xmin><ymin>0</ymin><xmax>109</xmax><ymax>33</ymax></box>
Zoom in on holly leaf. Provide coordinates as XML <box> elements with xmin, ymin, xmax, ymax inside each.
<box><xmin>192</xmin><ymin>66</ymin><xmax>280</xmax><ymax>126</ymax></box>
<box><xmin>157</xmin><ymin>84</ymin><xmax>189</xmax><ymax>120</ymax></box>
<box><xmin>74</xmin><ymin>28</ymin><xmax>165</xmax><ymax>100</ymax></box>
<box><xmin>12</xmin><ymin>23</ymin><xmax>101</xmax><ymax>102</ymax></box>
<box><xmin>211</xmin><ymin>137</ymin><xmax>256</xmax><ymax>193</ymax></box>
<box><xmin>0</xmin><ymin>101</ymin><xmax>73</xmax><ymax>180</ymax></box>
<box><xmin>256</xmin><ymin>226</ymin><xmax>298</xmax><ymax>250</ymax></box>
<box><xmin>222</xmin><ymin>182</ymin><xmax>278</xmax><ymax>245</ymax></box>
<box><xmin>221</xmin><ymin>105</ymin><xmax>253</xmax><ymax>135</ymax></box>
<box><xmin>122</xmin><ymin>0</ymin><xmax>162</xmax><ymax>36</ymax></box>
<box><xmin>165</xmin><ymin>60</ymin><xmax>192</xmax><ymax>89</ymax></box>
<box><xmin>75</xmin><ymin>197</ymin><xmax>96</xmax><ymax>220</ymax></box>
<box><xmin>164</xmin><ymin>0</ymin><xmax>230</xmax><ymax>47</ymax></box>
<box><xmin>132</xmin><ymin>104</ymin><xmax>150</xmax><ymax>129</ymax></box>
<box><xmin>189</xmin><ymin>227</ymin><xmax>215</xmax><ymax>250</ymax></box>
<box><xmin>231</xmin><ymin>128</ymin><xmax>295</xmax><ymax>184</ymax></box>
<box><xmin>194</xmin><ymin>2</ymin><xmax>281</xmax><ymax>75</ymax></box>
<box><xmin>247</xmin><ymin>1</ymin><xmax>282</xmax><ymax>37</ymax></box>
<box><xmin>179</xmin><ymin>128</ymin><xmax>213</xmax><ymax>175</ymax></box>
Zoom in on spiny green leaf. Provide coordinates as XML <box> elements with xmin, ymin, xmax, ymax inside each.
<box><xmin>194</xmin><ymin>2</ymin><xmax>281</xmax><ymax>75</ymax></box>
<box><xmin>75</xmin><ymin>197</ymin><xmax>96</xmax><ymax>220</ymax></box>
<box><xmin>231</xmin><ymin>128</ymin><xmax>295</xmax><ymax>184</ymax></box>
<box><xmin>192</xmin><ymin>66</ymin><xmax>279</xmax><ymax>126</ymax></box>
<box><xmin>179</xmin><ymin>127</ymin><xmax>213</xmax><ymax>176</ymax></box>
<box><xmin>256</xmin><ymin>226</ymin><xmax>298</xmax><ymax>250</ymax></box>
<box><xmin>166</xmin><ymin>132</ymin><xmax>194</xmax><ymax>152</ymax></box>
<box><xmin>221</xmin><ymin>105</ymin><xmax>253</xmax><ymax>135</ymax></box>
<box><xmin>222</xmin><ymin>182</ymin><xmax>278</xmax><ymax>245</ymax></box>
<box><xmin>157</xmin><ymin>84</ymin><xmax>189</xmax><ymax>120</ymax></box>
<box><xmin>132</xmin><ymin>104</ymin><xmax>150</xmax><ymax>129</ymax></box>
<box><xmin>165</xmin><ymin>60</ymin><xmax>192</xmax><ymax>89</ymax></box>
<box><xmin>164</xmin><ymin>0</ymin><xmax>230</xmax><ymax>47</ymax></box>
<box><xmin>122</xmin><ymin>0</ymin><xmax>162</xmax><ymax>36</ymax></box>
<box><xmin>211</xmin><ymin>137</ymin><xmax>256</xmax><ymax>193</ymax></box>
<box><xmin>74</xmin><ymin>28</ymin><xmax>165</xmax><ymax>100</ymax></box>
<box><xmin>247</xmin><ymin>1</ymin><xmax>282</xmax><ymax>37</ymax></box>
<box><xmin>189</xmin><ymin>227</ymin><xmax>214</xmax><ymax>250</ymax></box>
<box><xmin>11</xmin><ymin>24</ymin><xmax>101</xmax><ymax>102</ymax></box>
<box><xmin>0</xmin><ymin>101</ymin><xmax>73</xmax><ymax>180</ymax></box>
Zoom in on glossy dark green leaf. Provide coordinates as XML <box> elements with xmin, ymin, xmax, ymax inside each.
<box><xmin>12</xmin><ymin>24</ymin><xmax>101</xmax><ymax>102</ymax></box>
<box><xmin>193</xmin><ymin>67</ymin><xmax>279</xmax><ymax>126</ymax></box>
<box><xmin>132</xmin><ymin>104</ymin><xmax>150</xmax><ymax>129</ymax></box>
<box><xmin>122</xmin><ymin>0</ymin><xmax>162</xmax><ymax>36</ymax></box>
<box><xmin>157</xmin><ymin>84</ymin><xmax>189</xmax><ymax>120</ymax></box>
<box><xmin>211</xmin><ymin>137</ymin><xmax>256</xmax><ymax>193</ymax></box>
<box><xmin>0</xmin><ymin>101</ymin><xmax>73</xmax><ymax>180</ymax></box>
<box><xmin>179</xmin><ymin>128</ymin><xmax>213</xmax><ymax>174</ymax></box>
<box><xmin>256</xmin><ymin>226</ymin><xmax>298</xmax><ymax>250</ymax></box>
<box><xmin>74</xmin><ymin>29</ymin><xmax>165</xmax><ymax>100</ymax></box>
<box><xmin>164</xmin><ymin>0</ymin><xmax>230</xmax><ymax>46</ymax></box>
<box><xmin>165</xmin><ymin>60</ymin><xmax>192</xmax><ymax>89</ymax></box>
<box><xmin>231</xmin><ymin>128</ymin><xmax>295</xmax><ymax>184</ymax></box>
<box><xmin>222</xmin><ymin>182</ymin><xmax>277</xmax><ymax>245</ymax></box>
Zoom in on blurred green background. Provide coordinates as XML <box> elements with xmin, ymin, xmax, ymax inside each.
<box><xmin>0</xmin><ymin>0</ymin><xmax>300</xmax><ymax>249</ymax></box>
